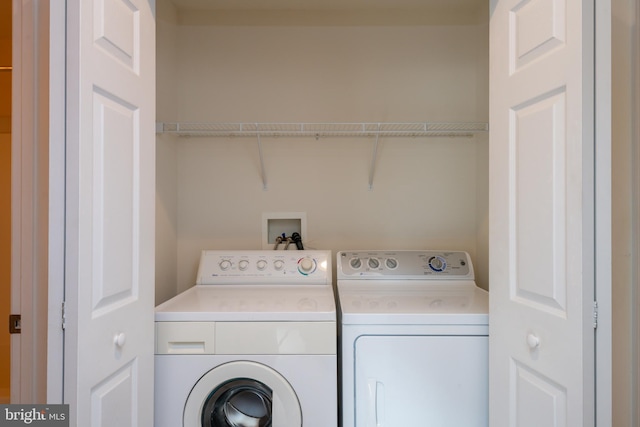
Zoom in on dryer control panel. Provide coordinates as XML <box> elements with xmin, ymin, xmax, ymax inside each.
<box><xmin>337</xmin><ymin>250</ymin><xmax>473</xmax><ymax>280</ymax></box>
<box><xmin>196</xmin><ymin>250</ymin><xmax>331</xmax><ymax>285</ymax></box>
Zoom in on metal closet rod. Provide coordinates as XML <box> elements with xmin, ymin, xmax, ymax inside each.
<box><xmin>0</xmin><ymin>66</ymin><xmax>12</xmax><ymax>71</ymax></box>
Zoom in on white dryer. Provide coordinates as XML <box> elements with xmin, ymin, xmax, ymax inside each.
<box><xmin>337</xmin><ymin>250</ymin><xmax>489</xmax><ymax>427</ymax></box>
<box><xmin>155</xmin><ymin>250</ymin><xmax>337</xmax><ymax>427</ymax></box>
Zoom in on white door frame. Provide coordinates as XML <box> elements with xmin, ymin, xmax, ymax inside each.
<box><xmin>11</xmin><ymin>0</ymin><xmax>49</xmax><ymax>404</ymax></box>
<box><xmin>47</xmin><ymin>0</ymin><xmax>67</xmax><ymax>404</ymax></box>
<box><xmin>10</xmin><ymin>0</ymin><xmax>65</xmax><ymax>404</ymax></box>
<box><xmin>634</xmin><ymin>0</ymin><xmax>640</xmax><ymax>419</ymax></box>
<box><xmin>9</xmin><ymin>0</ymin><xmax>23</xmax><ymax>403</ymax></box>
<box><xmin>594</xmin><ymin>0</ymin><xmax>612</xmax><ymax>424</ymax></box>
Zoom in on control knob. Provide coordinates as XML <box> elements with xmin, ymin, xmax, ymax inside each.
<box><xmin>428</xmin><ymin>256</ymin><xmax>446</xmax><ymax>272</ymax></box>
<box><xmin>368</xmin><ymin>258</ymin><xmax>380</xmax><ymax>269</ymax></box>
<box><xmin>298</xmin><ymin>257</ymin><xmax>316</xmax><ymax>275</ymax></box>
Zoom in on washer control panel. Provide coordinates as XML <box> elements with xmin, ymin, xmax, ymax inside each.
<box><xmin>337</xmin><ymin>250</ymin><xmax>473</xmax><ymax>280</ymax></box>
<box><xmin>196</xmin><ymin>250</ymin><xmax>331</xmax><ymax>285</ymax></box>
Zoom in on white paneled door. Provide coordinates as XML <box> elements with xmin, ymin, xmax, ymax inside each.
<box><xmin>64</xmin><ymin>0</ymin><xmax>155</xmax><ymax>426</ymax></box>
<box><xmin>489</xmin><ymin>0</ymin><xmax>595</xmax><ymax>424</ymax></box>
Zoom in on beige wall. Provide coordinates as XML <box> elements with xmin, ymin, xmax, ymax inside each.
<box><xmin>156</xmin><ymin>0</ymin><xmax>180</xmax><ymax>305</ymax></box>
<box><xmin>0</xmin><ymin>0</ymin><xmax>11</xmax><ymax>403</ymax></box>
<box><xmin>612</xmin><ymin>0</ymin><xmax>639</xmax><ymax>424</ymax></box>
<box><xmin>155</xmin><ymin>4</ymin><xmax>490</xmax><ymax>299</ymax></box>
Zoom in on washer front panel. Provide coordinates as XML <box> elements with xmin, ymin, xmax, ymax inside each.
<box><xmin>155</xmin><ymin>354</ymin><xmax>337</xmax><ymax>427</ymax></box>
<box><xmin>156</xmin><ymin>321</ymin><xmax>337</xmax><ymax>355</ymax></box>
<box><xmin>183</xmin><ymin>361</ymin><xmax>302</xmax><ymax>427</ymax></box>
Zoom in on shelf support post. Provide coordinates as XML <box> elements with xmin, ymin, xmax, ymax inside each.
<box><xmin>257</xmin><ymin>132</ymin><xmax>267</xmax><ymax>190</ymax></box>
<box><xmin>368</xmin><ymin>125</ymin><xmax>380</xmax><ymax>190</ymax></box>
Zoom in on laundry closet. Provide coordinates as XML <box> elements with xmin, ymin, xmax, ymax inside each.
<box><xmin>154</xmin><ymin>0</ymin><xmax>490</xmax><ymax>303</ymax></box>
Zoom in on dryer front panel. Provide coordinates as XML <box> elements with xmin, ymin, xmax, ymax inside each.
<box><xmin>353</xmin><ymin>335</ymin><xmax>488</xmax><ymax>427</ymax></box>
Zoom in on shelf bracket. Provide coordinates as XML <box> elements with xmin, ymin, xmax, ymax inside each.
<box><xmin>257</xmin><ymin>132</ymin><xmax>267</xmax><ymax>190</ymax></box>
<box><xmin>368</xmin><ymin>126</ymin><xmax>380</xmax><ymax>190</ymax></box>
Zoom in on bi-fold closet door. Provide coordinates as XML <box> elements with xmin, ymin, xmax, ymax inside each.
<box><xmin>489</xmin><ymin>0</ymin><xmax>598</xmax><ymax>424</ymax></box>
<box><xmin>63</xmin><ymin>0</ymin><xmax>156</xmax><ymax>425</ymax></box>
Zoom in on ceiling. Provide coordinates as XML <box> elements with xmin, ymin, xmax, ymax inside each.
<box><xmin>169</xmin><ymin>0</ymin><xmax>487</xmax><ymax>25</ymax></box>
<box><xmin>171</xmin><ymin>0</ymin><xmax>485</xmax><ymax>13</ymax></box>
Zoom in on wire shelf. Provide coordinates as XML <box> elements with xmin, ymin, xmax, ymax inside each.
<box><xmin>157</xmin><ymin>122</ymin><xmax>488</xmax><ymax>138</ymax></box>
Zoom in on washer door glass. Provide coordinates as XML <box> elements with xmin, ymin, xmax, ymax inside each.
<box><xmin>203</xmin><ymin>378</ymin><xmax>272</xmax><ymax>427</ymax></box>
<box><xmin>183</xmin><ymin>361</ymin><xmax>302</xmax><ymax>427</ymax></box>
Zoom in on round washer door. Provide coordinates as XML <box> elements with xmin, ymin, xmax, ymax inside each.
<box><xmin>183</xmin><ymin>361</ymin><xmax>302</xmax><ymax>427</ymax></box>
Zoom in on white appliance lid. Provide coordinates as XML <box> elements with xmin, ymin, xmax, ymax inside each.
<box><xmin>156</xmin><ymin>250</ymin><xmax>336</xmax><ymax>321</ymax></box>
<box><xmin>155</xmin><ymin>284</ymin><xmax>336</xmax><ymax>322</ymax></box>
<box><xmin>336</xmin><ymin>250</ymin><xmax>487</xmax><ymax>325</ymax></box>
<box><xmin>338</xmin><ymin>282</ymin><xmax>488</xmax><ymax>325</ymax></box>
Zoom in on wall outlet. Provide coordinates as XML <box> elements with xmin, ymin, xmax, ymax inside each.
<box><xmin>262</xmin><ymin>212</ymin><xmax>307</xmax><ymax>249</ymax></box>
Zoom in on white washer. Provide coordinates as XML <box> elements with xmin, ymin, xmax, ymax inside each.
<box><xmin>337</xmin><ymin>250</ymin><xmax>489</xmax><ymax>427</ymax></box>
<box><xmin>155</xmin><ymin>250</ymin><xmax>337</xmax><ymax>427</ymax></box>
